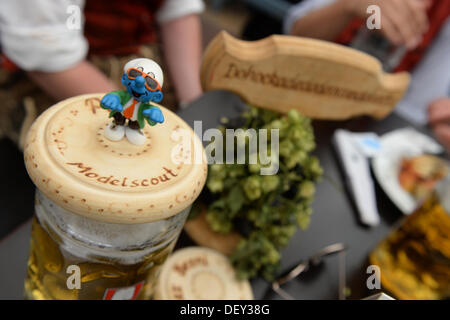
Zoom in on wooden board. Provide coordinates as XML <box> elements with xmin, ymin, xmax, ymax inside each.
<box><xmin>201</xmin><ymin>31</ymin><xmax>410</xmax><ymax>120</ymax></box>
<box><xmin>184</xmin><ymin>209</ymin><xmax>242</xmax><ymax>256</ymax></box>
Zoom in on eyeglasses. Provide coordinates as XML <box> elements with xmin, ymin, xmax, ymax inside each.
<box><xmin>126</xmin><ymin>68</ymin><xmax>162</xmax><ymax>92</ymax></box>
<box><xmin>270</xmin><ymin>243</ymin><xmax>348</xmax><ymax>300</ymax></box>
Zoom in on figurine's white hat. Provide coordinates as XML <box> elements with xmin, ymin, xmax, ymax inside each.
<box><xmin>123</xmin><ymin>58</ymin><xmax>164</xmax><ymax>88</ymax></box>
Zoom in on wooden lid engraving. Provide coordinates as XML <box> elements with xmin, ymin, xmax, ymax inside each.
<box><xmin>24</xmin><ymin>94</ymin><xmax>207</xmax><ymax>224</ymax></box>
<box><xmin>155</xmin><ymin>247</ymin><xmax>253</xmax><ymax>300</ymax></box>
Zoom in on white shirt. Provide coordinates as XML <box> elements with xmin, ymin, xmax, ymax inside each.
<box><xmin>284</xmin><ymin>0</ymin><xmax>450</xmax><ymax>125</ymax></box>
<box><xmin>0</xmin><ymin>0</ymin><xmax>204</xmax><ymax>72</ymax></box>
<box><xmin>123</xmin><ymin>98</ymin><xmax>141</xmax><ymax>121</ymax></box>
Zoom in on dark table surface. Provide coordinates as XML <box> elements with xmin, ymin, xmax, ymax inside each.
<box><xmin>0</xmin><ymin>90</ymin><xmax>438</xmax><ymax>300</ymax></box>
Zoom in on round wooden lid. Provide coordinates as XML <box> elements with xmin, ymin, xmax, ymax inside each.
<box><xmin>154</xmin><ymin>247</ymin><xmax>253</xmax><ymax>300</ymax></box>
<box><xmin>24</xmin><ymin>94</ymin><xmax>207</xmax><ymax>224</ymax></box>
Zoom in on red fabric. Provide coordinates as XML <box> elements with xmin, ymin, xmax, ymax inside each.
<box><xmin>334</xmin><ymin>0</ymin><xmax>450</xmax><ymax>72</ymax></box>
<box><xmin>0</xmin><ymin>54</ymin><xmax>19</xmax><ymax>72</ymax></box>
<box><xmin>334</xmin><ymin>18</ymin><xmax>365</xmax><ymax>44</ymax></box>
<box><xmin>84</xmin><ymin>0</ymin><xmax>164</xmax><ymax>56</ymax></box>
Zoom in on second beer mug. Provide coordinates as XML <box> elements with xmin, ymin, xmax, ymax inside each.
<box><xmin>23</xmin><ymin>93</ymin><xmax>207</xmax><ymax>300</ymax></box>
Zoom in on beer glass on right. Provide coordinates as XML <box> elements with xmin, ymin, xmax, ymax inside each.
<box><xmin>370</xmin><ymin>175</ymin><xmax>450</xmax><ymax>299</ymax></box>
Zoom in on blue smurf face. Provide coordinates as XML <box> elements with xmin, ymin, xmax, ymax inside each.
<box><xmin>121</xmin><ymin>69</ymin><xmax>163</xmax><ymax>104</ymax></box>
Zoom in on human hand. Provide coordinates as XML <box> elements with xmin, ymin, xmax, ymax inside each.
<box><xmin>428</xmin><ymin>98</ymin><xmax>450</xmax><ymax>151</ymax></box>
<box><xmin>143</xmin><ymin>108</ymin><xmax>164</xmax><ymax>123</ymax></box>
<box><xmin>344</xmin><ymin>0</ymin><xmax>431</xmax><ymax>49</ymax></box>
<box><xmin>101</xmin><ymin>94</ymin><xmax>123</xmax><ymax>112</ymax></box>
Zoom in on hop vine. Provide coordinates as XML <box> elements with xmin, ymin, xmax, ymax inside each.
<box><xmin>191</xmin><ymin>107</ymin><xmax>322</xmax><ymax>280</ymax></box>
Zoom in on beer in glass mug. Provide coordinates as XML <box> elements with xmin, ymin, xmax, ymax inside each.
<box><xmin>23</xmin><ymin>94</ymin><xmax>207</xmax><ymax>300</ymax></box>
<box><xmin>370</xmin><ymin>175</ymin><xmax>450</xmax><ymax>299</ymax></box>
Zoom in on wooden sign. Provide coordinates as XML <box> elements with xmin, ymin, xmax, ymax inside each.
<box><xmin>201</xmin><ymin>31</ymin><xmax>410</xmax><ymax>120</ymax></box>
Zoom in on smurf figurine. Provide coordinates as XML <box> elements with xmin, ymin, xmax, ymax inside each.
<box><xmin>101</xmin><ymin>58</ymin><xmax>165</xmax><ymax>145</ymax></box>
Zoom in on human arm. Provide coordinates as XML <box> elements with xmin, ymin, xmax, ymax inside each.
<box><xmin>28</xmin><ymin>61</ymin><xmax>118</xmax><ymax>102</ymax></box>
<box><xmin>288</xmin><ymin>0</ymin><xmax>431</xmax><ymax>49</ymax></box>
<box><xmin>428</xmin><ymin>98</ymin><xmax>450</xmax><ymax>152</ymax></box>
<box><xmin>287</xmin><ymin>0</ymin><xmax>354</xmax><ymax>41</ymax></box>
<box><xmin>0</xmin><ymin>0</ymin><xmax>119</xmax><ymax>101</ymax></box>
<box><xmin>157</xmin><ymin>0</ymin><xmax>204</xmax><ymax>107</ymax></box>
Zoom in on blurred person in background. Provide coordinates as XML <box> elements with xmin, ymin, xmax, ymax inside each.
<box><xmin>285</xmin><ymin>0</ymin><xmax>450</xmax><ymax>152</ymax></box>
<box><xmin>428</xmin><ymin>98</ymin><xmax>450</xmax><ymax>152</ymax></box>
<box><xmin>0</xmin><ymin>0</ymin><xmax>204</xmax><ymax>148</ymax></box>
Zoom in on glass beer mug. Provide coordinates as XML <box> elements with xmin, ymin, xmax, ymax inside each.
<box><xmin>370</xmin><ymin>175</ymin><xmax>450</xmax><ymax>300</ymax></box>
<box><xmin>23</xmin><ymin>94</ymin><xmax>207</xmax><ymax>300</ymax></box>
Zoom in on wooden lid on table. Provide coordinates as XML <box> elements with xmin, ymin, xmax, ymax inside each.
<box><xmin>24</xmin><ymin>94</ymin><xmax>207</xmax><ymax>224</ymax></box>
<box><xmin>154</xmin><ymin>247</ymin><xmax>253</xmax><ymax>300</ymax></box>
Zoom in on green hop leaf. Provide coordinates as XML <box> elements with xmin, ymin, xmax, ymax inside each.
<box><xmin>261</xmin><ymin>175</ymin><xmax>280</xmax><ymax>193</ymax></box>
<box><xmin>298</xmin><ymin>180</ymin><xmax>315</xmax><ymax>199</ymax></box>
<box><xmin>242</xmin><ymin>176</ymin><xmax>262</xmax><ymax>200</ymax></box>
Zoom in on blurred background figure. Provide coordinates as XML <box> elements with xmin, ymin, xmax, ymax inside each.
<box><xmin>1</xmin><ymin>0</ymin><xmax>449</xmax><ymax>151</ymax></box>
<box><xmin>0</xmin><ymin>0</ymin><xmax>204</xmax><ymax>148</ymax></box>
<box><xmin>284</xmin><ymin>0</ymin><xmax>450</xmax><ymax>151</ymax></box>
<box><xmin>197</xmin><ymin>0</ymin><xmax>450</xmax><ymax>153</ymax></box>
<box><xmin>428</xmin><ymin>98</ymin><xmax>450</xmax><ymax>152</ymax></box>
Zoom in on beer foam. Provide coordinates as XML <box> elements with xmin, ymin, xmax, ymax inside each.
<box><xmin>35</xmin><ymin>190</ymin><xmax>188</xmax><ymax>264</ymax></box>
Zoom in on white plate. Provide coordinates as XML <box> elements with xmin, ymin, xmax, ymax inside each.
<box><xmin>371</xmin><ymin>128</ymin><xmax>444</xmax><ymax>215</ymax></box>
<box><xmin>372</xmin><ymin>149</ymin><xmax>418</xmax><ymax>214</ymax></box>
